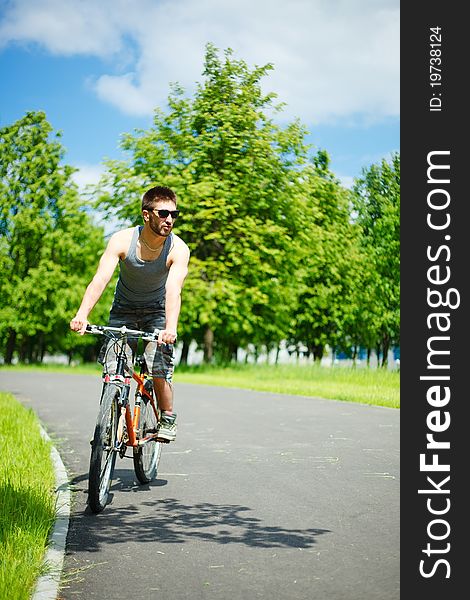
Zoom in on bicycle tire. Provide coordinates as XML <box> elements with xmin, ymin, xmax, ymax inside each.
<box><xmin>88</xmin><ymin>383</ymin><xmax>120</xmax><ymax>513</ymax></box>
<box><xmin>133</xmin><ymin>394</ymin><xmax>162</xmax><ymax>484</ymax></box>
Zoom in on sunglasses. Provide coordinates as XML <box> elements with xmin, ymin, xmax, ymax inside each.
<box><xmin>152</xmin><ymin>209</ymin><xmax>180</xmax><ymax>219</ymax></box>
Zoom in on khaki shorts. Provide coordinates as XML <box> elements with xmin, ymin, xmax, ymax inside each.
<box><xmin>98</xmin><ymin>302</ymin><xmax>175</xmax><ymax>382</ymax></box>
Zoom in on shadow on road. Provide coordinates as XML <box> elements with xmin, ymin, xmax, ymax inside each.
<box><xmin>67</xmin><ymin>471</ymin><xmax>330</xmax><ymax>554</ymax></box>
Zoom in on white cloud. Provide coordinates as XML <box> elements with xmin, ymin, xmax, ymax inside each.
<box><xmin>94</xmin><ymin>73</ymin><xmax>156</xmax><ymax>116</ymax></box>
<box><xmin>337</xmin><ymin>174</ymin><xmax>355</xmax><ymax>189</ymax></box>
<box><xmin>71</xmin><ymin>162</ymin><xmax>104</xmax><ymax>191</ymax></box>
<box><xmin>0</xmin><ymin>0</ymin><xmax>125</xmax><ymax>56</ymax></box>
<box><xmin>0</xmin><ymin>0</ymin><xmax>399</xmax><ymax>124</ymax></box>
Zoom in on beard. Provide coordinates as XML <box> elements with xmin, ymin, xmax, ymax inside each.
<box><xmin>149</xmin><ymin>214</ymin><xmax>173</xmax><ymax>237</ymax></box>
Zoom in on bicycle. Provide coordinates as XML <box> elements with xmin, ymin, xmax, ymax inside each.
<box><xmin>85</xmin><ymin>324</ymin><xmax>170</xmax><ymax>513</ymax></box>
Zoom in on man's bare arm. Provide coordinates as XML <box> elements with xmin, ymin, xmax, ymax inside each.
<box><xmin>160</xmin><ymin>241</ymin><xmax>190</xmax><ymax>344</ymax></box>
<box><xmin>70</xmin><ymin>233</ymin><xmax>122</xmax><ymax>334</ymax></box>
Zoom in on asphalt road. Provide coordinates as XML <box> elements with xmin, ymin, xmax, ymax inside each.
<box><xmin>0</xmin><ymin>371</ymin><xmax>399</xmax><ymax>600</ymax></box>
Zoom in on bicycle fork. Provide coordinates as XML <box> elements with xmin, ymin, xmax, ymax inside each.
<box><xmin>107</xmin><ymin>376</ymin><xmax>160</xmax><ymax>457</ymax></box>
<box><xmin>114</xmin><ymin>383</ymin><xmax>138</xmax><ymax>456</ymax></box>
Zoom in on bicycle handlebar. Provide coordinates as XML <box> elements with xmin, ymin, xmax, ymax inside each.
<box><xmin>85</xmin><ymin>324</ymin><xmax>163</xmax><ymax>343</ymax></box>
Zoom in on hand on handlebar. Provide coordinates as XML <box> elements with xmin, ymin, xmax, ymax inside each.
<box><xmin>157</xmin><ymin>328</ymin><xmax>177</xmax><ymax>345</ymax></box>
<box><xmin>70</xmin><ymin>314</ymin><xmax>89</xmax><ymax>336</ymax></box>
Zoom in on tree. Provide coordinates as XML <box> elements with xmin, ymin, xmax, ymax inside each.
<box><xmin>351</xmin><ymin>153</ymin><xmax>400</xmax><ymax>366</ymax></box>
<box><xmin>93</xmin><ymin>44</ymin><xmax>398</xmax><ymax>368</ymax></box>
<box><xmin>291</xmin><ymin>152</ymin><xmax>362</xmax><ymax>362</ymax></box>
<box><xmin>0</xmin><ymin>111</ymin><xmax>110</xmax><ymax>363</ymax></box>
<box><xmin>96</xmin><ymin>44</ymin><xmax>312</xmax><ymax>362</ymax></box>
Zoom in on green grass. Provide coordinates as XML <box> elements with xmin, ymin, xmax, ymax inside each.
<box><xmin>175</xmin><ymin>363</ymin><xmax>400</xmax><ymax>408</ymax></box>
<box><xmin>0</xmin><ymin>393</ymin><xmax>56</xmax><ymax>600</ymax></box>
<box><xmin>0</xmin><ymin>362</ymin><xmax>102</xmax><ymax>375</ymax></box>
<box><xmin>1</xmin><ymin>361</ymin><xmax>400</xmax><ymax>408</ymax></box>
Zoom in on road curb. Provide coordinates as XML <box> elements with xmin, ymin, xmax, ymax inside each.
<box><xmin>32</xmin><ymin>426</ymin><xmax>71</xmax><ymax>600</ymax></box>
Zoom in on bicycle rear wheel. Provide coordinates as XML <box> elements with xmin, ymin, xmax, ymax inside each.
<box><xmin>88</xmin><ymin>383</ymin><xmax>120</xmax><ymax>513</ymax></box>
<box><xmin>133</xmin><ymin>395</ymin><xmax>162</xmax><ymax>484</ymax></box>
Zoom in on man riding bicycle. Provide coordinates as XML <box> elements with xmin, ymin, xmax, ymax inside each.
<box><xmin>70</xmin><ymin>186</ymin><xmax>190</xmax><ymax>442</ymax></box>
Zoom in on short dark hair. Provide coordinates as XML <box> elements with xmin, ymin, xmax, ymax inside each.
<box><xmin>141</xmin><ymin>186</ymin><xmax>177</xmax><ymax>211</ymax></box>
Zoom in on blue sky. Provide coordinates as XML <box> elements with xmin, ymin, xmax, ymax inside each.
<box><xmin>0</xmin><ymin>0</ymin><xmax>399</xmax><ymax>190</ymax></box>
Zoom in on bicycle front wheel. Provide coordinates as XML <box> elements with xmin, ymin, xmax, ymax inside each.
<box><xmin>133</xmin><ymin>396</ymin><xmax>162</xmax><ymax>484</ymax></box>
<box><xmin>88</xmin><ymin>383</ymin><xmax>120</xmax><ymax>513</ymax></box>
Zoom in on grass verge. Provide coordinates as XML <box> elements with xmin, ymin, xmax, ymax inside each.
<box><xmin>0</xmin><ymin>392</ymin><xmax>56</xmax><ymax>600</ymax></box>
<box><xmin>175</xmin><ymin>363</ymin><xmax>400</xmax><ymax>408</ymax></box>
<box><xmin>1</xmin><ymin>362</ymin><xmax>400</xmax><ymax>408</ymax></box>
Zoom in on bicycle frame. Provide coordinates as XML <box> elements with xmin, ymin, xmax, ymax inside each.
<box><xmin>93</xmin><ymin>325</ymin><xmax>162</xmax><ymax>450</ymax></box>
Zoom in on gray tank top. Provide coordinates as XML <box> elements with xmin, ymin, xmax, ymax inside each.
<box><xmin>113</xmin><ymin>226</ymin><xmax>173</xmax><ymax>307</ymax></box>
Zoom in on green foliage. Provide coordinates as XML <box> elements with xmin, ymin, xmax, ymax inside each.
<box><xmin>95</xmin><ymin>44</ymin><xmax>355</xmax><ymax>360</ymax></box>
<box><xmin>93</xmin><ymin>44</ymin><xmax>400</xmax><ymax>365</ymax></box>
<box><xmin>0</xmin><ymin>50</ymin><xmax>400</xmax><ymax>368</ymax></box>
<box><xmin>351</xmin><ymin>153</ymin><xmax>400</xmax><ymax>365</ymax></box>
<box><xmin>0</xmin><ymin>111</ymin><xmax>111</xmax><ymax>363</ymax></box>
<box><xmin>291</xmin><ymin>161</ymin><xmax>363</xmax><ymax>361</ymax></box>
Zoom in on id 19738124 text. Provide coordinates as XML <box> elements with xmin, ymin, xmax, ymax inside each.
<box><xmin>429</xmin><ymin>26</ymin><xmax>443</xmax><ymax>112</ymax></box>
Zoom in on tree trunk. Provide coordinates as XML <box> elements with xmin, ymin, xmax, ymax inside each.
<box><xmin>310</xmin><ymin>343</ymin><xmax>324</xmax><ymax>364</ymax></box>
<box><xmin>375</xmin><ymin>343</ymin><xmax>381</xmax><ymax>369</ymax></box>
<box><xmin>203</xmin><ymin>327</ymin><xmax>214</xmax><ymax>363</ymax></box>
<box><xmin>4</xmin><ymin>329</ymin><xmax>17</xmax><ymax>364</ymax></box>
<box><xmin>38</xmin><ymin>332</ymin><xmax>46</xmax><ymax>363</ymax></box>
<box><xmin>381</xmin><ymin>335</ymin><xmax>390</xmax><ymax>368</ymax></box>
<box><xmin>179</xmin><ymin>340</ymin><xmax>189</xmax><ymax>366</ymax></box>
<box><xmin>18</xmin><ymin>338</ymin><xmax>29</xmax><ymax>363</ymax></box>
<box><xmin>229</xmin><ymin>343</ymin><xmax>238</xmax><ymax>363</ymax></box>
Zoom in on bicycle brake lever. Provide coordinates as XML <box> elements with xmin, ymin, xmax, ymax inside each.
<box><xmin>86</xmin><ymin>324</ymin><xmax>104</xmax><ymax>334</ymax></box>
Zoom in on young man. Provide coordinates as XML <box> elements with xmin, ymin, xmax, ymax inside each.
<box><xmin>70</xmin><ymin>186</ymin><xmax>190</xmax><ymax>442</ymax></box>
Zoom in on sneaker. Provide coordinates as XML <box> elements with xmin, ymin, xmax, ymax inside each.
<box><xmin>157</xmin><ymin>412</ymin><xmax>177</xmax><ymax>442</ymax></box>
